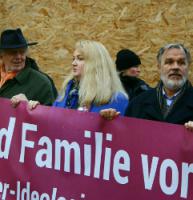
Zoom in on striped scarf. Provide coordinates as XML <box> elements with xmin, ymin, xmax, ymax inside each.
<box><xmin>156</xmin><ymin>80</ymin><xmax>191</xmax><ymax>119</ymax></box>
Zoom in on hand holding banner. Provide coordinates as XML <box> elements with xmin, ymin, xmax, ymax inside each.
<box><xmin>0</xmin><ymin>97</ymin><xmax>193</xmax><ymax>199</ymax></box>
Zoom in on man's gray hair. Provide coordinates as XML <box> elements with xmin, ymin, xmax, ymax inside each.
<box><xmin>156</xmin><ymin>43</ymin><xmax>192</xmax><ymax>65</ymax></box>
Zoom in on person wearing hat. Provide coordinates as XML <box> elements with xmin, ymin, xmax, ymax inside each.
<box><xmin>115</xmin><ymin>49</ymin><xmax>150</xmax><ymax>100</ymax></box>
<box><xmin>126</xmin><ymin>43</ymin><xmax>193</xmax><ymax>126</ymax></box>
<box><xmin>101</xmin><ymin>44</ymin><xmax>193</xmax><ymax>131</ymax></box>
<box><xmin>0</xmin><ymin>28</ymin><xmax>55</xmax><ymax>105</ymax></box>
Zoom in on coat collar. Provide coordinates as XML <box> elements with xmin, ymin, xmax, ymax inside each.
<box><xmin>141</xmin><ymin>89</ymin><xmax>163</xmax><ymax>121</ymax></box>
<box><xmin>142</xmin><ymin>85</ymin><xmax>193</xmax><ymax>121</ymax></box>
<box><xmin>14</xmin><ymin>66</ymin><xmax>31</xmax><ymax>84</ymax></box>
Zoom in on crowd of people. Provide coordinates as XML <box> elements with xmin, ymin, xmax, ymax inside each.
<box><xmin>1</xmin><ymin>28</ymin><xmax>193</xmax><ymax>130</ymax></box>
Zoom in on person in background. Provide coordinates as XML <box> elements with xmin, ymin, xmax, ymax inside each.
<box><xmin>125</xmin><ymin>43</ymin><xmax>193</xmax><ymax>128</ymax></box>
<box><xmin>115</xmin><ymin>49</ymin><xmax>150</xmax><ymax>100</ymax></box>
<box><xmin>12</xmin><ymin>40</ymin><xmax>128</xmax><ymax>118</ymax></box>
<box><xmin>0</xmin><ymin>28</ymin><xmax>55</xmax><ymax>105</ymax></box>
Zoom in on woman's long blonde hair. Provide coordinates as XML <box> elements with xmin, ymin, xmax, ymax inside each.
<box><xmin>60</xmin><ymin>40</ymin><xmax>127</xmax><ymax>107</ymax></box>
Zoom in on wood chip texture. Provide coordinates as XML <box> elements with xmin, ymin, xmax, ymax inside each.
<box><xmin>1</xmin><ymin>0</ymin><xmax>193</xmax><ymax>89</ymax></box>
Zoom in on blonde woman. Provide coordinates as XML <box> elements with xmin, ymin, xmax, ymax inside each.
<box><xmin>11</xmin><ymin>40</ymin><xmax>128</xmax><ymax>117</ymax></box>
<box><xmin>53</xmin><ymin>40</ymin><xmax>128</xmax><ymax>115</ymax></box>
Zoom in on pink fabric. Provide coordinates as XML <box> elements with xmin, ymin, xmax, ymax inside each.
<box><xmin>0</xmin><ymin>97</ymin><xmax>193</xmax><ymax>200</ymax></box>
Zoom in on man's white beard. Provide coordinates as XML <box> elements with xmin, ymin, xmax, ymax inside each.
<box><xmin>161</xmin><ymin>74</ymin><xmax>187</xmax><ymax>91</ymax></box>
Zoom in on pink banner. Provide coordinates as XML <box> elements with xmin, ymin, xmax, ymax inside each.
<box><xmin>0</xmin><ymin>97</ymin><xmax>193</xmax><ymax>200</ymax></box>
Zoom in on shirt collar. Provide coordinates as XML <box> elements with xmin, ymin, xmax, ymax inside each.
<box><xmin>162</xmin><ymin>88</ymin><xmax>181</xmax><ymax>100</ymax></box>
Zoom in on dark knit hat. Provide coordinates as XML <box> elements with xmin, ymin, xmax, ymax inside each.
<box><xmin>115</xmin><ymin>49</ymin><xmax>141</xmax><ymax>71</ymax></box>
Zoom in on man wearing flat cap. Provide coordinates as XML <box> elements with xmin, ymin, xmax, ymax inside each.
<box><xmin>115</xmin><ymin>49</ymin><xmax>150</xmax><ymax>100</ymax></box>
<box><xmin>0</xmin><ymin>28</ymin><xmax>55</xmax><ymax>105</ymax></box>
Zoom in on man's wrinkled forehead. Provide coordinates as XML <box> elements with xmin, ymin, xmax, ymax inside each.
<box><xmin>160</xmin><ymin>47</ymin><xmax>189</xmax><ymax>66</ymax></box>
<box><xmin>163</xmin><ymin>48</ymin><xmax>186</xmax><ymax>60</ymax></box>
<box><xmin>157</xmin><ymin>43</ymin><xmax>191</xmax><ymax>66</ymax></box>
<box><xmin>2</xmin><ymin>48</ymin><xmax>27</xmax><ymax>55</ymax></box>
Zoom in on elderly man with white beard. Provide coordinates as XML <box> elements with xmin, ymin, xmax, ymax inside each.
<box><xmin>124</xmin><ymin>43</ymin><xmax>193</xmax><ymax>128</ymax></box>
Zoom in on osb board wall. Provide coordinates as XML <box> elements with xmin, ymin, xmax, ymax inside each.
<box><xmin>1</xmin><ymin>0</ymin><xmax>193</xmax><ymax>90</ymax></box>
